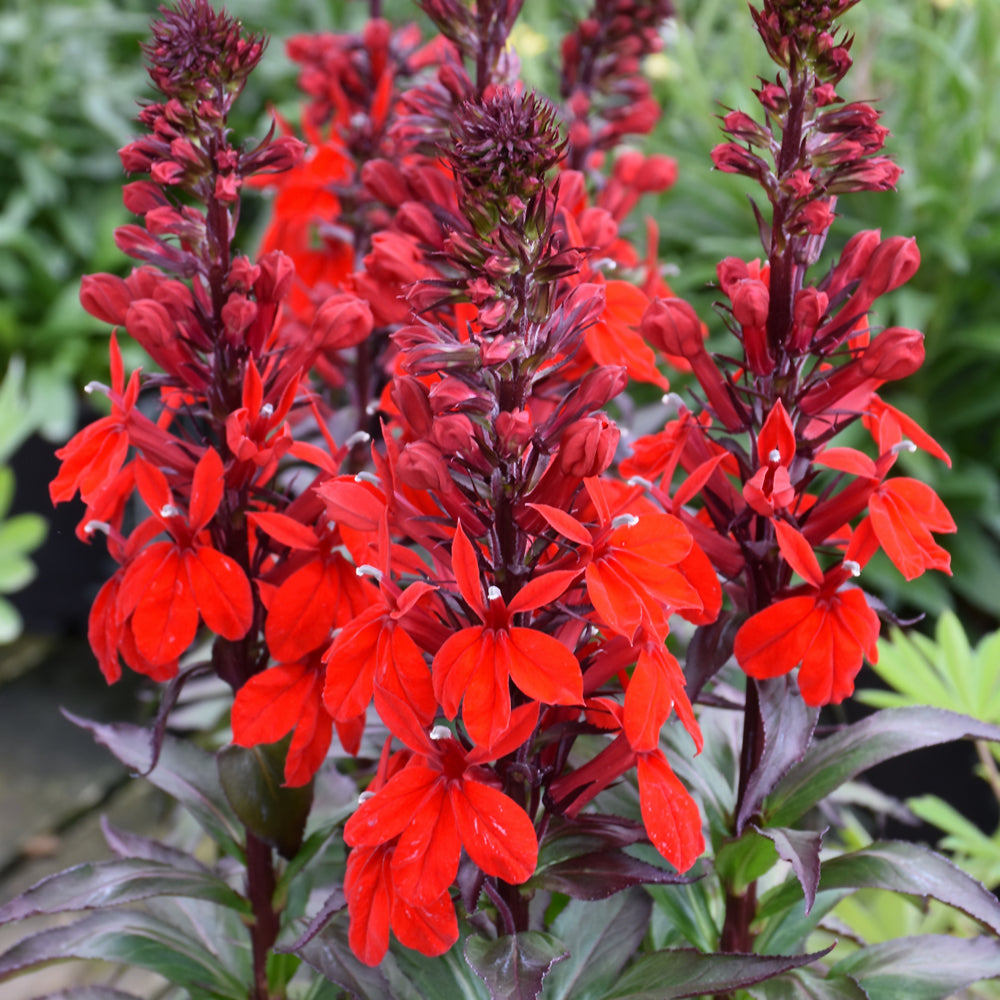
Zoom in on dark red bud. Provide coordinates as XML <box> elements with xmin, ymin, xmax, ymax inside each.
<box><xmin>80</xmin><ymin>274</ymin><xmax>131</xmax><ymax>325</ymax></box>
<box><xmin>254</xmin><ymin>251</ymin><xmax>295</xmax><ymax>303</ymax></box>
<box><xmin>559</xmin><ymin>415</ymin><xmax>620</xmax><ymax>478</ymax></box>
<box><xmin>641</xmin><ymin>298</ymin><xmax>704</xmax><ymax>358</ymax></box>
<box><xmin>731</xmin><ymin>279</ymin><xmax>770</xmax><ymax>328</ymax></box>
<box><xmin>310</xmin><ymin>294</ymin><xmax>373</xmax><ymax>351</ymax></box>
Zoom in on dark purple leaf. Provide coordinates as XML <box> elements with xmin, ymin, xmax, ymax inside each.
<box><xmin>100</xmin><ymin>817</ymin><xmax>210</xmax><ymax>871</ymax></box>
<box><xmin>759</xmin><ymin>840</ymin><xmax>1000</xmax><ymax>934</ymax></box>
<box><xmin>465</xmin><ymin>932</ymin><xmax>568</xmax><ymax>1000</ymax></box>
<box><xmin>766</xmin><ymin>707</ymin><xmax>1000</xmax><ymax>827</ymax></box>
<box><xmin>64</xmin><ymin>712</ymin><xmax>241</xmax><ymax>857</ymax></box>
<box><xmin>738</xmin><ymin>676</ymin><xmax>819</xmax><ymax>833</ymax></box>
<box><xmin>295</xmin><ymin>913</ymin><xmax>426</xmax><ymax>1000</ymax></box>
<box><xmin>831</xmin><ymin>934</ymin><xmax>1000</xmax><ymax>1000</ymax></box>
<box><xmin>754</xmin><ymin>826</ymin><xmax>825</xmax><ymax>915</ymax></box>
<box><xmin>281</xmin><ymin>887</ymin><xmax>347</xmax><ymax>953</ymax></box>
<box><xmin>685</xmin><ymin>613</ymin><xmax>740</xmax><ymax>703</ymax></box>
<box><xmin>0</xmin><ymin>910</ymin><xmax>245</xmax><ymax>997</ymax></box>
<box><xmin>746</xmin><ymin>968</ymin><xmax>868</xmax><ymax>999</ymax></box>
<box><xmin>601</xmin><ymin>946</ymin><xmax>834</xmax><ymax>998</ymax></box>
<box><xmin>544</xmin><ymin>891</ymin><xmax>652</xmax><ymax>1000</ymax></box>
<box><xmin>535</xmin><ymin>849</ymin><xmax>695</xmax><ymax>900</ymax></box>
<box><xmin>0</xmin><ymin>858</ymin><xmax>248</xmax><ymax>923</ymax></box>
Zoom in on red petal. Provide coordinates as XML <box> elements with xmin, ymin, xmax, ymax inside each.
<box><xmin>773</xmin><ymin>520</ymin><xmax>824</xmax><ymax>588</ymax></box>
<box><xmin>130</xmin><ymin>547</ymin><xmax>199</xmax><ymax>665</ymax></box>
<box><xmin>624</xmin><ymin>648</ymin><xmax>675</xmax><ymax>752</ymax></box>
<box><xmin>505</xmin><ymin>628</ymin><xmax>582</xmax><ymax>706</ymax></box>
<box><xmin>391</xmin><ymin>891</ymin><xmax>458</xmax><ymax>958</ymax></box>
<box><xmin>391</xmin><ymin>781</ymin><xmax>457</xmax><ymax>905</ymax></box>
<box><xmin>323</xmin><ymin>609</ymin><xmax>381</xmax><ymax>721</ymax></box>
<box><xmin>450</xmin><ymin>523</ymin><xmax>485</xmax><ymax>619</ymax></box>
<box><xmin>637</xmin><ymin>750</ymin><xmax>704</xmax><ymax>872</ymax></box>
<box><xmin>451</xmin><ymin>779</ymin><xmax>538</xmax><ymax>884</ymax></box>
<box><xmin>374</xmin><ymin>625</ymin><xmax>437</xmax><ymax>727</ymax></box>
<box><xmin>432</xmin><ymin>627</ymin><xmax>486</xmax><ymax>719</ymax></box>
<box><xmin>344</xmin><ymin>765</ymin><xmax>440</xmax><ymax>848</ymax></box>
<box><xmin>345</xmin><ymin>845</ymin><xmax>392</xmax><ymax>967</ymax></box>
<box><xmin>733</xmin><ymin>596</ymin><xmax>822</xmax><ymax>680</ymax></box>
<box><xmin>249</xmin><ymin>511</ymin><xmax>320</xmax><ymax>551</ymax></box>
<box><xmin>185</xmin><ymin>546</ymin><xmax>253</xmax><ymax>639</ymax></box>
<box><xmin>266</xmin><ymin>557</ymin><xmax>341</xmax><ymax>662</ymax></box>
<box><xmin>231</xmin><ymin>661</ymin><xmax>315</xmax><ymax>747</ymax></box>
<box><xmin>188</xmin><ymin>448</ymin><xmax>224</xmax><ymax>533</ymax></box>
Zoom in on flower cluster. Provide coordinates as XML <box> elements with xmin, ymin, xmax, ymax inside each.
<box><xmin>628</xmin><ymin>0</ymin><xmax>953</xmax><ymax>710</ymax></box>
<box><xmin>49</xmin><ymin>0</ymin><xmax>955</xmax><ymax>980</ymax></box>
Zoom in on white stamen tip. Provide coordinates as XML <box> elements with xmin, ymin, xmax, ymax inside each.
<box><xmin>611</xmin><ymin>513</ymin><xmax>640</xmax><ymax>530</ymax></box>
<box><xmin>84</xmin><ymin>520</ymin><xmax>111</xmax><ymax>536</ymax></box>
<box><xmin>429</xmin><ymin>725</ymin><xmax>452</xmax><ymax>741</ymax></box>
<box><xmin>487</xmin><ymin>585</ymin><xmax>502</xmax><ymax>602</ymax></box>
<box><xmin>358</xmin><ymin>790</ymin><xmax>376</xmax><ymax>804</ymax></box>
<box><xmin>843</xmin><ymin>559</ymin><xmax>861</xmax><ymax>577</ymax></box>
<box><xmin>160</xmin><ymin>504</ymin><xmax>183</xmax><ymax>518</ymax></box>
<box><xmin>768</xmin><ymin>448</ymin><xmax>782</xmax><ymax>463</ymax></box>
<box><xmin>345</xmin><ymin>430</ymin><xmax>372</xmax><ymax>448</ymax></box>
<box><xmin>354</xmin><ymin>471</ymin><xmax>380</xmax><ymax>486</ymax></box>
<box><xmin>356</xmin><ymin>564</ymin><xmax>383</xmax><ymax>581</ymax></box>
<box><xmin>84</xmin><ymin>381</ymin><xmax>103</xmax><ymax>395</ymax></box>
<box><xmin>365</xmin><ymin>401</ymin><xmax>380</xmax><ymax>415</ymax></box>
<box><xmin>893</xmin><ymin>439</ymin><xmax>918</xmax><ymax>454</ymax></box>
<box><xmin>627</xmin><ymin>476</ymin><xmax>654</xmax><ymax>489</ymax></box>
<box><xmin>260</xmin><ymin>403</ymin><xmax>274</xmax><ymax>418</ymax></box>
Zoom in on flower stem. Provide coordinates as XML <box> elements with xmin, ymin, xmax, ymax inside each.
<box><xmin>246</xmin><ymin>829</ymin><xmax>281</xmax><ymax>1000</ymax></box>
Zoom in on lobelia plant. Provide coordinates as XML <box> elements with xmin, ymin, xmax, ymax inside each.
<box><xmin>3</xmin><ymin>0</ymin><xmax>1000</xmax><ymax>999</ymax></box>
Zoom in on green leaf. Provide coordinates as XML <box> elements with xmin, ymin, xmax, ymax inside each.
<box><xmin>392</xmin><ymin>937</ymin><xmax>490</xmax><ymax>1000</ymax></box>
<box><xmin>598</xmin><ymin>949</ymin><xmax>833</xmax><ymax>999</ymax></box>
<box><xmin>543</xmin><ymin>891</ymin><xmax>652</xmax><ymax>1000</ymax></box>
<box><xmin>0</xmin><ymin>857</ymin><xmax>249</xmax><ymax>923</ymax></box>
<box><xmin>830</xmin><ymin>934</ymin><xmax>1000</xmax><ymax>1000</ymax></box>
<box><xmin>33</xmin><ymin>989</ymin><xmax>144</xmax><ymax>1000</ymax></box>
<box><xmin>0</xmin><ymin>596</ymin><xmax>23</xmax><ymax>643</ymax></box>
<box><xmin>0</xmin><ymin>909</ymin><xmax>247</xmax><ymax>998</ymax></box>
<box><xmin>765</xmin><ymin>707</ymin><xmax>1000</xmax><ymax>827</ymax></box>
<box><xmin>758</xmin><ymin>840</ymin><xmax>1000</xmax><ymax>934</ymax></box>
<box><xmin>746</xmin><ymin>968</ymin><xmax>868</xmax><ymax>999</ymax></box>
<box><xmin>646</xmin><ymin>880</ymin><xmax>719</xmax><ymax>954</ymax></box>
<box><xmin>218</xmin><ymin>738</ymin><xmax>313</xmax><ymax>860</ymax></box>
<box><xmin>715</xmin><ymin>829</ymin><xmax>779</xmax><ymax>895</ymax></box>
<box><xmin>295</xmin><ymin>911</ymin><xmax>428</xmax><ymax>1000</ymax></box>
<box><xmin>466</xmin><ymin>932</ymin><xmax>568</xmax><ymax>1000</ymax></box>
<box><xmin>65</xmin><ymin>713</ymin><xmax>243</xmax><ymax>858</ymax></box>
<box><xmin>0</xmin><ymin>511</ymin><xmax>46</xmax><ymax>559</ymax></box>
<box><xmin>752</xmin><ymin>890</ymin><xmax>851</xmax><ymax>958</ymax></box>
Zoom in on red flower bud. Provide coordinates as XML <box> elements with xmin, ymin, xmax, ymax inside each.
<box><xmin>559</xmin><ymin>415</ymin><xmax>620</xmax><ymax>478</ymax></box>
<box><xmin>391</xmin><ymin>376</ymin><xmax>433</xmax><ymax>438</ymax></box>
<box><xmin>122</xmin><ymin>181</ymin><xmax>169</xmax><ymax>215</ymax></box>
<box><xmin>634</xmin><ymin>154</ymin><xmax>678</xmax><ymax>193</ymax></box>
<box><xmin>254</xmin><ymin>251</ymin><xmax>295</xmax><ymax>303</ymax></box>
<box><xmin>641</xmin><ymin>298</ymin><xmax>704</xmax><ymax>358</ymax></box>
<box><xmin>310</xmin><ymin>294</ymin><xmax>374</xmax><ymax>351</ymax></box>
<box><xmin>361</xmin><ymin>158</ymin><xmax>410</xmax><ymax>207</ymax></box>
<box><xmin>799</xmin><ymin>327</ymin><xmax>925</xmax><ymax>414</ymax></box>
<box><xmin>731</xmin><ymin>279</ymin><xmax>770</xmax><ymax>328</ymax></box>
<box><xmin>790</xmin><ymin>287</ymin><xmax>829</xmax><ymax>351</ymax></box>
<box><xmin>397</xmin><ymin>441</ymin><xmax>452</xmax><ymax>494</ymax></box>
<box><xmin>80</xmin><ymin>274</ymin><xmax>131</xmax><ymax>326</ymax></box>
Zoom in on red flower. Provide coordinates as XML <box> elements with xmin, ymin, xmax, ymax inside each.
<box><xmin>432</xmin><ymin>524</ymin><xmax>583</xmax><ymax>747</ymax></box>
<box><xmin>733</xmin><ymin>560</ymin><xmax>880</xmax><ymax>706</ymax></box>
<box><xmin>117</xmin><ymin>449</ymin><xmax>254</xmax><ymax>668</ymax></box>
<box><xmin>344</xmin><ymin>702</ymin><xmax>539</xmax><ymax>949</ymax></box>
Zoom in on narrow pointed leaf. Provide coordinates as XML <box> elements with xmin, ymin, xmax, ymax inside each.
<box><xmin>754</xmin><ymin>826</ymin><xmax>824</xmax><ymax>915</ymax></box>
<box><xmin>0</xmin><ymin>858</ymin><xmax>248</xmax><ymax>923</ymax></box>
<box><xmin>544</xmin><ymin>891</ymin><xmax>652</xmax><ymax>1000</ymax></box>
<box><xmin>738</xmin><ymin>676</ymin><xmax>819</xmax><ymax>833</ymax></box>
<box><xmin>600</xmin><ymin>947</ymin><xmax>833</xmax><ymax>999</ymax></box>
<box><xmin>0</xmin><ymin>910</ymin><xmax>246</xmax><ymax>997</ymax></box>
<box><xmin>766</xmin><ymin>707</ymin><xmax>1000</xmax><ymax>827</ymax></box>
<box><xmin>830</xmin><ymin>935</ymin><xmax>1000</xmax><ymax>1000</ymax></box>
<box><xmin>758</xmin><ymin>840</ymin><xmax>1000</xmax><ymax>934</ymax></box>
<box><xmin>535</xmin><ymin>849</ymin><xmax>692</xmax><ymax>900</ymax></box>
<box><xmin>465</xmin><ymin>932</ymin><xmax>567</xmax><ymax>1000</ymax></box>
<box><xmin>64</xmin><ymin>713</ymin><xmax>242</xmax><ymax>857</ymax></box>
<box><xmin>295</xmin><ymin>912</ymin><xmax>427</xmax><ymax>1000</ymax></box>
